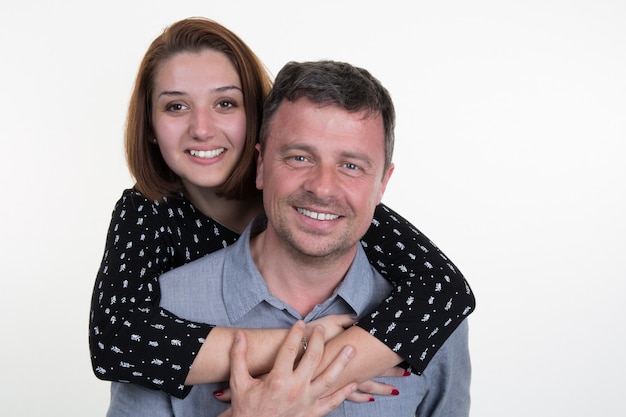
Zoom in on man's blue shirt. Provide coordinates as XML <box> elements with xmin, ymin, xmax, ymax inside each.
<box><xmin>107</xmin><ymin>216</ymin><xmax>470</xmax><ymax>416</ymax></box>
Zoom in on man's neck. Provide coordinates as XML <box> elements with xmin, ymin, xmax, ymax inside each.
<box><xmin>249</xmin><ymin>229</ymin><xmax>357</xmax><ymax>317</ymax></box>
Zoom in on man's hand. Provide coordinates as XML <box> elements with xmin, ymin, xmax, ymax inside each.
<box><xmin>217</xmin><ymin>321</ymin><xmax>357</xmax><ymax>417</ymax></box>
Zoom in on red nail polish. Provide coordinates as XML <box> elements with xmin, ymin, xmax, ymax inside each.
<box><xmin>403</xmin><ymin>370</ymin><xmax>411</xmax><ymax>376</ymax></box>
<box><xmin>213</xmin><ymin>390</ymin><xmax>224</xmax><ymax>397</ymax></box>
<box><xmin>391</xmin><ymin>389</ymin><xmax>400</xmax><ymax>396</ymax></box>
<box><xmin>369</xmin><ymin>397</ymin><xmax>375</xmax><ymax>402</ymax></box>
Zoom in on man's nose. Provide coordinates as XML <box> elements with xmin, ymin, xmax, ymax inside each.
<box><xmin>303</xmin><ymin>164</ymin><xmax>338</xmax><ymax>198</ymax></box>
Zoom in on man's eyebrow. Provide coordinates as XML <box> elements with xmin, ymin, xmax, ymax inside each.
<box><xmin>279</xmin><ymin>143</ymin><xmax>314</xmax><ymax>153</ymax></box>
<box><xmin>340</xmin><ymin>150</ymin><xmax>375</xmax><ymax>168</ymax></box>
<box><xmin>340</xmin><ymin>150</ymin><xmax>372</xmax><ymax>162</ymax></box>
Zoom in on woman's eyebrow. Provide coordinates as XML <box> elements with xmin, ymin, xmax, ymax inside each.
<box><xmin>214</xmin><ymin>85</ymin><xmax>242</xmax><ymax>93</ymax></box>
<box><xmin>156</xmin><ymin>85</ymin><xmax>242</xmax><ymax>98</ymax></box>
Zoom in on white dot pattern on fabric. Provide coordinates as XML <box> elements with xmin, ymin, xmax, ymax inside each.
<box><xmin>89</xmin><ymin>188</ymin><xmax>475</xmax><ymax>398</ymax></box>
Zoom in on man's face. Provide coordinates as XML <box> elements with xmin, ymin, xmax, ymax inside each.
<box><xmin>256</xmin><ymin>97</ymin><xmax>394</xmax><ymax>260</ymax></box>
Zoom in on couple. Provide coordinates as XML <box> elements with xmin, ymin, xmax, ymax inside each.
<box><xmin>92</xmin><ymin>17</ymin><xmax>472</xmax><ymax>417</ymax></box>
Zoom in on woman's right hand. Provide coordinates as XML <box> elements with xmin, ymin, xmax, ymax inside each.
<box><xmin>305</xmin><ymin>314</ymin><xmax>356</xmax><ymax>342</ymax></box>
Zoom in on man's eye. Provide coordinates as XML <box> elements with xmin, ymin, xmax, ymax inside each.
<box><xmin>293</xmin><ymin>156</ymin><xmax>308</xmax><ymax>162</ymax></box>
<box><xmin>344</xmin><ymin>163</ymin><xmax>359</xmax><ymax>170</ymax></box>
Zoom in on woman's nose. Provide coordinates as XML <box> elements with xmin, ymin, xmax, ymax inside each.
<box><xmin>189</xmin><ymin>109</ymin><xmax>216</xmax><ymax>140</ymax></box>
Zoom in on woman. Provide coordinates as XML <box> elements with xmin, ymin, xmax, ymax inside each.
<box><xmin>89</xmin><ymin>16</ymin><xmax>474</xmax><ymax>404</ymax></box>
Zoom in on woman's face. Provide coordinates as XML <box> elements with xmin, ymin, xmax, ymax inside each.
<box><xmin>151</xmin><ymin>49</ymin><xmax>247</xmax><ymax>194</ymax></box>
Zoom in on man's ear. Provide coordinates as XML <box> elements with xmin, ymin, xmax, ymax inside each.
<box><xmin>376</xmin><ymin>163</ymin><xmax>394</xmax><ymax>205</ymax></box>
<box><xmin>255</xmin><ymin>143</ymin><xmax>264</xmax><ymax>191</ymax></box>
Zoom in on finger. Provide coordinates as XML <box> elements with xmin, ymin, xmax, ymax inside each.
<box><xmin>308</xmin><ymin>344</ymin><xmax>355</xmax><ymax>397</ymax></box>
<box><xmin>346</xmin><ymin>390</ymin><xmax>376</xmax><ymax>403</ymax></box>
<box><xmin>356</xmin><ymin>379</ymin><xmax>399</xmax><ymax>396</ymax></box>
<box><xmin>338</xmin><ymin>314</ymin><xmax>358</xmax><ymax>328</ymax></box>
<box><xmin>293</xmin><ymin>324</ymin><xmax>326</xmax><ymax>378</ymax></box>
<box><xmin>228</xmin><ymin>330</ymin><xmax>253</xmax><ymax>390</ymax></box>
<box><xmin>271</xmin><ymin>320</ymin><xmax>307</xmax><ymax>374</ymax></box>
<box><xmin>317</xmin><ymin>383</ymin><xmax>358</xmax><ymax>413</ymax></box>
<box><xmin>308</xmin><ymin>314</ymin><xmax>356</xmax><ymax>334</ymax></box>
<box><xmin>214</xmin><ymin>387</ymin><xmax>232</xmax><ymax>402</ymax></box>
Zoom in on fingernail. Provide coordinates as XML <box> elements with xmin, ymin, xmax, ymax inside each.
<box><xmin>213</xmin><ymin>390</ymin><xmax>224</xmax><ymax>397</ymax></box>
<box><xmin>344</xmin><ymin>346</ymin><xmax>355</xmax><ymax>358</ymax></box>
<box><xmin>403</xmin><ymin>370</ymin><xmax>411</xmax><ymax>376</ymax></box>
<box><xmin>391</xmin><ymin>389</ymin><xmax>400</xmax><ymax>396</ymax></box>
<box><xmin>369</xmin><ymin>397</ymin><xmax>375</xmax><ymax>402</ymax></box>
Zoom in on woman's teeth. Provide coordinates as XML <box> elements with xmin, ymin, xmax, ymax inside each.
<box><xmin>190</xmin><ymin>148</ymin><xmax>225</xmax><ymax>158</ymax></box>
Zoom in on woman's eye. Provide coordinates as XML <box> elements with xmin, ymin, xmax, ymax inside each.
<box><xmin>165</xmin><ymin>103</ymin><xmax>187</xmax><ymax>112</ymax></box>
<box><xmin>217</xmin><ymin>100</ymin><xmax>236</xmax><ymax>109</ymax></box>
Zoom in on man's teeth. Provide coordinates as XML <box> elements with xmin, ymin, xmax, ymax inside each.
<box><xmin>190</xmin><ymin>148</ymin><xmax>225</xmax><ymax>158</ymax></box>
<box><xmin>297</xmin><ymin>208</ymin><xmax>340</xmax><ymax>221</ymax></box>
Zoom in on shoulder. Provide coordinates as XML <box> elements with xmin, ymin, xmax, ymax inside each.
<box><xmin>111</xmin><ymin>188</ymin><xmax>160</xmax><ymax>218</ymax></box>
<box><xmin>111</xmin><ymin>188</ymin><xmax>202</xmax><ymax>223</ymax></box>
<box><xmin>160</xmin><ymin>245</ymin><xmax>230</xmax><ymax>284</ymax></box>
<box><xmin>159</xmin><ymin>246</ymin><xmax>231</xmax><ymax>314</ymax></box>
<box><xmin>344</xmin><ymin>247</ymin><xmax>392</xmax><ymax>300</ymax></box>
<box><xmin>355</xmin><ymin>246</ymin><xmax>389</xmax><ymax>283</ymax></box>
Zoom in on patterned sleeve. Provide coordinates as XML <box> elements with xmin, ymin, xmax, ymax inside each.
<box><xmin>89</xmin><ymin>190</ymin><xmax>232</xmax><ymax>398</ymax></box>
<box><xmin>358</xmin><ymin>203</ymin><xmax>475</xmax><ymax>374</ymax></box>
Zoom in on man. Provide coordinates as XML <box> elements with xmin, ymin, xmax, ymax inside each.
<box><xmin>112</xmin><ymin>60</ymin><xmax>470</xmax><ymax>416</ymax></box>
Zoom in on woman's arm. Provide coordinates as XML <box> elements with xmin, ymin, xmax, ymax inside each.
<box><xmin>356</xmin><ymin>203</ymin><xmax>475</xmax><ymax>373</ymax></box>
<box><xmin>91</xmin><ymin>192</ymin><xmax>471</xmax><ymax>398</ymax></box>
<box><xmin>185</xmin><ymin>314</ymin><xmax>355</xmax><ymax>384</ymax></box>
<box><xmin>89</xmin><ymin>189</ymin><xmax>239</xmax><ymax>398</ymax></box>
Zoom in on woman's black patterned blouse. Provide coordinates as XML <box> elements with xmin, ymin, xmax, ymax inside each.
<box><xmin>89</xmin><ymin>188</ymin><xmax>475</xmax><ymax>398</ymax></box>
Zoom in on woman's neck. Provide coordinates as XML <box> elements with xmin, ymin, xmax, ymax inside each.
<box><xmin>184</xmin><ymin>187</ymin><xmax>263</xmax><ymax>234</ymax></box>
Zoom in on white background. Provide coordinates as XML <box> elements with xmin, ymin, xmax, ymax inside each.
<box><xmin>1</xmin><ymin>1</ymin><xmax>624</xmax><ymax>415</ymax></box>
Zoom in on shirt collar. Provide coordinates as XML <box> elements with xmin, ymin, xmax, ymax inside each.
<box><xmin>332</xmin><ymin>245</ymin><xmax>382</xmax><ymax>316</ymax></box>
<box><xmin>222</xmin><ymin>215</ymin><xmax>382</xmax><ymax>323</ymax></box>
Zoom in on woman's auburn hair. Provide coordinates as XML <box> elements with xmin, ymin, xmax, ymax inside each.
<box><xmin>125</xmin><ymin>17</ymin><xmax>272</xmax><ymax>202</ymax></box>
